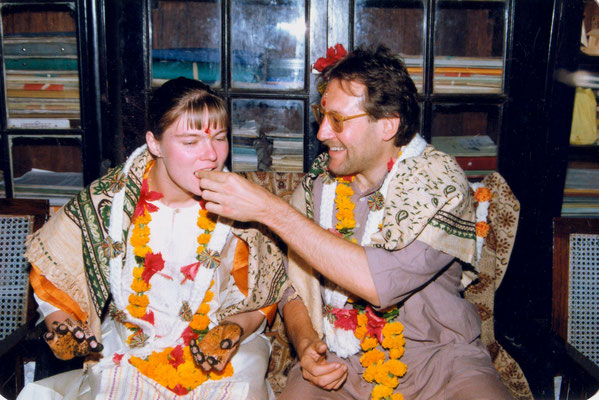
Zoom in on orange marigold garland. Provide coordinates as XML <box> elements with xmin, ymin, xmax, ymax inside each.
<box><xmin>328</xmin><ymin>175</ymin><xmax>407</xmax><ymax>399</ymax></box>
<box><xmin>126</xmin><ymin>160</ymin><xmax>164</xmax><ymax>341</ymax></box>
<box><xmin>471</xmin><ymin>184</ymin><xmax>492</xmax><ymax>260</ymax></box>
<box><xmin>129</xmin><ymin>282</ymin><xmax>233</xmax><ymax>395</ymax></box>
<box><xmin>123</xmin><ymin>161</ymin><xmax>232</xmax><ymax>394</ymax></box>
<box><xmin>356</xmin><ymin>307</ymin><xmax>407</xmax><ymax>400</ymax></box>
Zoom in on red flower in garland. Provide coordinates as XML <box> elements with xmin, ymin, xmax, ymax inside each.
<box><xmin>180</xmin><ymin>261</ymin><xmax>202</xmax><ymax>283</ymax></box>
<box><xmin>168</xmin><ymin>345</ymin><xmax>185</xmax><ymax>368</ymax></box>
<box><xmin>141</xmin><ymin>251</ymin><xmax>165</xmax><ymax>282</ymax></box>
<box><xmin>181</xmin><ymin>326</ymin><xmax>199</xmax><ymax>345</ymax></box>
<box><xmin>112</xmin><ymin>353</ymin><xmax>124</xmax><ymax>365</ymax></box>
<box><xmin>132</xmin><ymin>178</ymin><xmax>163</xmax><ymax>219</ymax></box>
<box><xmin>171</xmin><ymin>384</ymin><xmax>189</xmax><ymax>396</ymax></box>
<box><xmin>365</xmin><ymin>307</ymin><xmax>387</xmax><ymax>343</ymax></box>
<box><xmin>332</xmin><ymin>308</ymin><xmax>359</xmax><ymax>331</ymax></box>
<box><xmin>141</xmin><ymin>310</ymin><xmax>155</xmax><ymax>325</ymax></box>
<box><xmin>313</xmin><ymin>43</ymin><xmax>347</xmax><ymax>72</ymax></box>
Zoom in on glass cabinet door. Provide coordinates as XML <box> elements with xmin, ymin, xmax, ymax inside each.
<box><xmin>1</xmin><ymin>3</ymin><xmax>81</xmax><ymax>128</ymax></box>
<box><xmin>434</xmin><ymin>0</ymin><xmax>506</xmax><ymax>94</ymax></box>
<box><xmin>151</xmin><ymin>1</ymin><xmax>222</xmax><ymax>88</ymax></box>
<box><xmin>231</xmin><ymin>98</ymin><xmax>304</xmax><ymax>171</ymax></box>
<box><xmin>150</xmin><ymin>0</ymin><xmax>309</xmax><ymax>172</ymax></box>
<box><xmin>354</xmin><ymin>0</ymin><xmax>425</xmax><ymax>93</ymax></box>
<box><xmin>231</xmin><ymin>0</ymin><xmax>306</xmax><ymax>90</ymax></box>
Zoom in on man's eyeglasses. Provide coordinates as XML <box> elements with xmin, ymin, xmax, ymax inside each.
<box><xmin>311</xmin><ymin>104</ymin><xmax>369</xmax><ymax>133</ymax></box>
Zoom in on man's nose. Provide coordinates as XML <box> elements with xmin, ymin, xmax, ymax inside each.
<box><xmin>316</xmin><ymin>116</ymin><xmax>336</xmax><ymax>142</ymax></box>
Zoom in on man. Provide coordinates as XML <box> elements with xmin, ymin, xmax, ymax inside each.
<box><xmin>197</xmin><ymin>46</ymin><xmax>512</xmax><ymax>399</ymax></box>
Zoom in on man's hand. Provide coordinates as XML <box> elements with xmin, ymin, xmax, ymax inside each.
<box><xmin>195</xmin><ymin>170</ymin><xmax>280</xmax><ymax>223</ymax></box>
<box><xmin>43</xmin><ymin>312</ymin><xmax>103</xmax><ymax>360</ymax></box>
<box><xmin>297</xmin><ymin>337</ymin><xmax>348</xmax><ymax>391</ymax></box>
<box><xmin>189</xmin><ymin>321</ymin><xmax>243</xmax><ymax>371</ymax></box>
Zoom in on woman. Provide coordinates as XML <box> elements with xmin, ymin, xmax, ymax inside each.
<box><xmin>19</xmin><ymin>77</ymin><xmax>289</xmax><ymax>399</ymax></box>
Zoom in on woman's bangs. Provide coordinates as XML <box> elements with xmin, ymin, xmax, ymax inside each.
<box><xmin>186</xmin><ymin>97</ymin><xmax>228</xmax><ymax>131</ymax></box>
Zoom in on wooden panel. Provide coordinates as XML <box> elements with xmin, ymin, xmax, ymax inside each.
<box><xmin>552</xmin><ymin>217</ymin><xmax>599</xmax><ymax>340</ymax></box>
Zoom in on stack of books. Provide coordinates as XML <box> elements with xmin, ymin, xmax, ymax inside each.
<box><xmin>432</xmin><ymin>135</ymin><xmax>498</xmax><ymax>178</ymax></box>
<box><xmin>267</xmin><ymin>130</ymin><xmax>303</xmax><ymax>172</ymax></box>
<box><xmin>4</xmin><ymin>33</ymin><xmax>81</xmax><ymax>129</ymax></box>
<box><xmin>232</xmin><ymin>120</ymin><xmax>259</xmax><ymax>171</ymax></box>
<box><xmin>402</xmin><ymin>55</ymin><xmax>503</xmax><ymax>94</ymax></box>
<box><xmin>0</xmin><ymin>168</ymin><xmax>83</xmax><ymax>206</ymax></box>
<box><xmin>561</xmin><ymin>164</ymin><xmax>599</xmax><ymax>217</ymax></box>
<box><xmin>151</xmin><ymin>48</ymin><xmax>264</xmax><ymax>88</ymax></box>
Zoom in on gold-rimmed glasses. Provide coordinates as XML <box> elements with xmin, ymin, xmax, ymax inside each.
<box><xmin>311</xmin><ymin>104</ymin><xmax>369</xmax><ymax>133</ymax></box>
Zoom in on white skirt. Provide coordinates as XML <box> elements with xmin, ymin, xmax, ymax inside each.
<box><xmin>17</xmin><ymin>331</ymin><xmax>274</xmax><ymax>400</ymax></box>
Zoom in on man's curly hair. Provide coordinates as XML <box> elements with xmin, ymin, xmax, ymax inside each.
<box><xmin>320</xmin><ymin>45</ymin><xmax>420</xmax><ymax>146</ymax></box>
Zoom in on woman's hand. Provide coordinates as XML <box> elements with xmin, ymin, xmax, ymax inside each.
<box><xmin>43</xmin><ymin>310</ymin><xmax>103</xmax><ymax>360</ymax></box>
<box><xmin>189</xmin><ymin>321</ymin><xmax>243</xmax><ymax>371</ymax></box>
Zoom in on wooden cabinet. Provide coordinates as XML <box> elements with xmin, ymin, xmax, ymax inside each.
<box><xmin>0</xmin><ymin>0</ymin><xmax>105</xmax><ymax>206</ymax></box>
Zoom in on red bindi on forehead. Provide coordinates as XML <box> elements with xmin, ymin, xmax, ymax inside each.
<box><xmin>204</xmin><ymin>127</ymin><xmax>211</xmax><ymax>136</ymax></box>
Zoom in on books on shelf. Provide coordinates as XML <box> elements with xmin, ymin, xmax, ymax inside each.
<box><xmin>151</xmin><ymin>48</ymin><xmax>263</xmax><ymax>85</ymax></box>
<box><xmin>7</xmin><ymin>118</ymin><xmax>72</xmax><ymax>129</ymax></box>
<box><xmin>432</xmin><ymin>135</ymin><xmax>498</xmax><ymax>173</ymax></box>
<box><xmin>0</xmin><ymin>168</ymin><xmax>83</xmax><ymax>206</ymax></box>
<box><xmin>271</xmin><ymin>154</ymin><xmax>303</xmax><ymax>172</ymax></box>
<box><xmin>232</xmin><ymin>149</ymin><xmax>258</xmax><ymax>172</ymax></box>
<box><xmin>232</xmin><ymin>120</ymin><xmax>260</xmax><ymax>171</ymax></box>
<box><xmin>267</xmin><ymin>129</ymin><xmax>303</xmax><ymax>172</ymax></box>
<box><xmin>401</xmin><ymin>55</ymin><xmax>503</xmax><ymax>93</ymax></box>
<box><xmin>562</xmin><ymin>167</ymin><xmax>599</xmax><ymax>217</ymax></box>
<box><xmin>3</xmin><ymin>33</ymin><xmax>81</xmax><ymax>126</ymax></box>
<box><xmin>432</xmin><ymin>135</ymin><xmax>497</xmax><ymax>157</ymax></box>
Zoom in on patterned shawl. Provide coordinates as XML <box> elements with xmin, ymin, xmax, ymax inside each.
<box><xmin>289</xmin><ymin>143</ymin><xmax>477</xmax><ymax>335</ymax></box>
<box><xmin>25</xmin><ymin>148</ymin><xmax>289</xmax><ymax>337</ymax></box>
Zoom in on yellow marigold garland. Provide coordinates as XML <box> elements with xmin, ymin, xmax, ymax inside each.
<box><xmin>335</xmin><ymin>176</ymin><xmax>357</xmax><ymax>243</ymax></box>
<box><xmin>332</xmin><ymin>174</ymin><xmax>407</xmax><ymax>399</ymax></box>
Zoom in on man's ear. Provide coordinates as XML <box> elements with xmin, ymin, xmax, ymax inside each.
<box><xmin>381</xmin><ymin>117</ymin><xmax>400</xmax><ymax>142</ymax></box>
<box><xmin>146</xmin><ymin>131</ymin><xmax>161</xmax><ymax>157</ymax></box>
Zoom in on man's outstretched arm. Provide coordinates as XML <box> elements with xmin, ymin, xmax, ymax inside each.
<box><xmin>196</xmin><ymin>171</ymin><xmax>380</xmax><ymax>305</ymax></box>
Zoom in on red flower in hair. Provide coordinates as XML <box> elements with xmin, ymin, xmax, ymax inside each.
<box><xmin>313</xmin><ymin>43</ymin><xmax>347</xmax><ymax>72</ymax></box>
